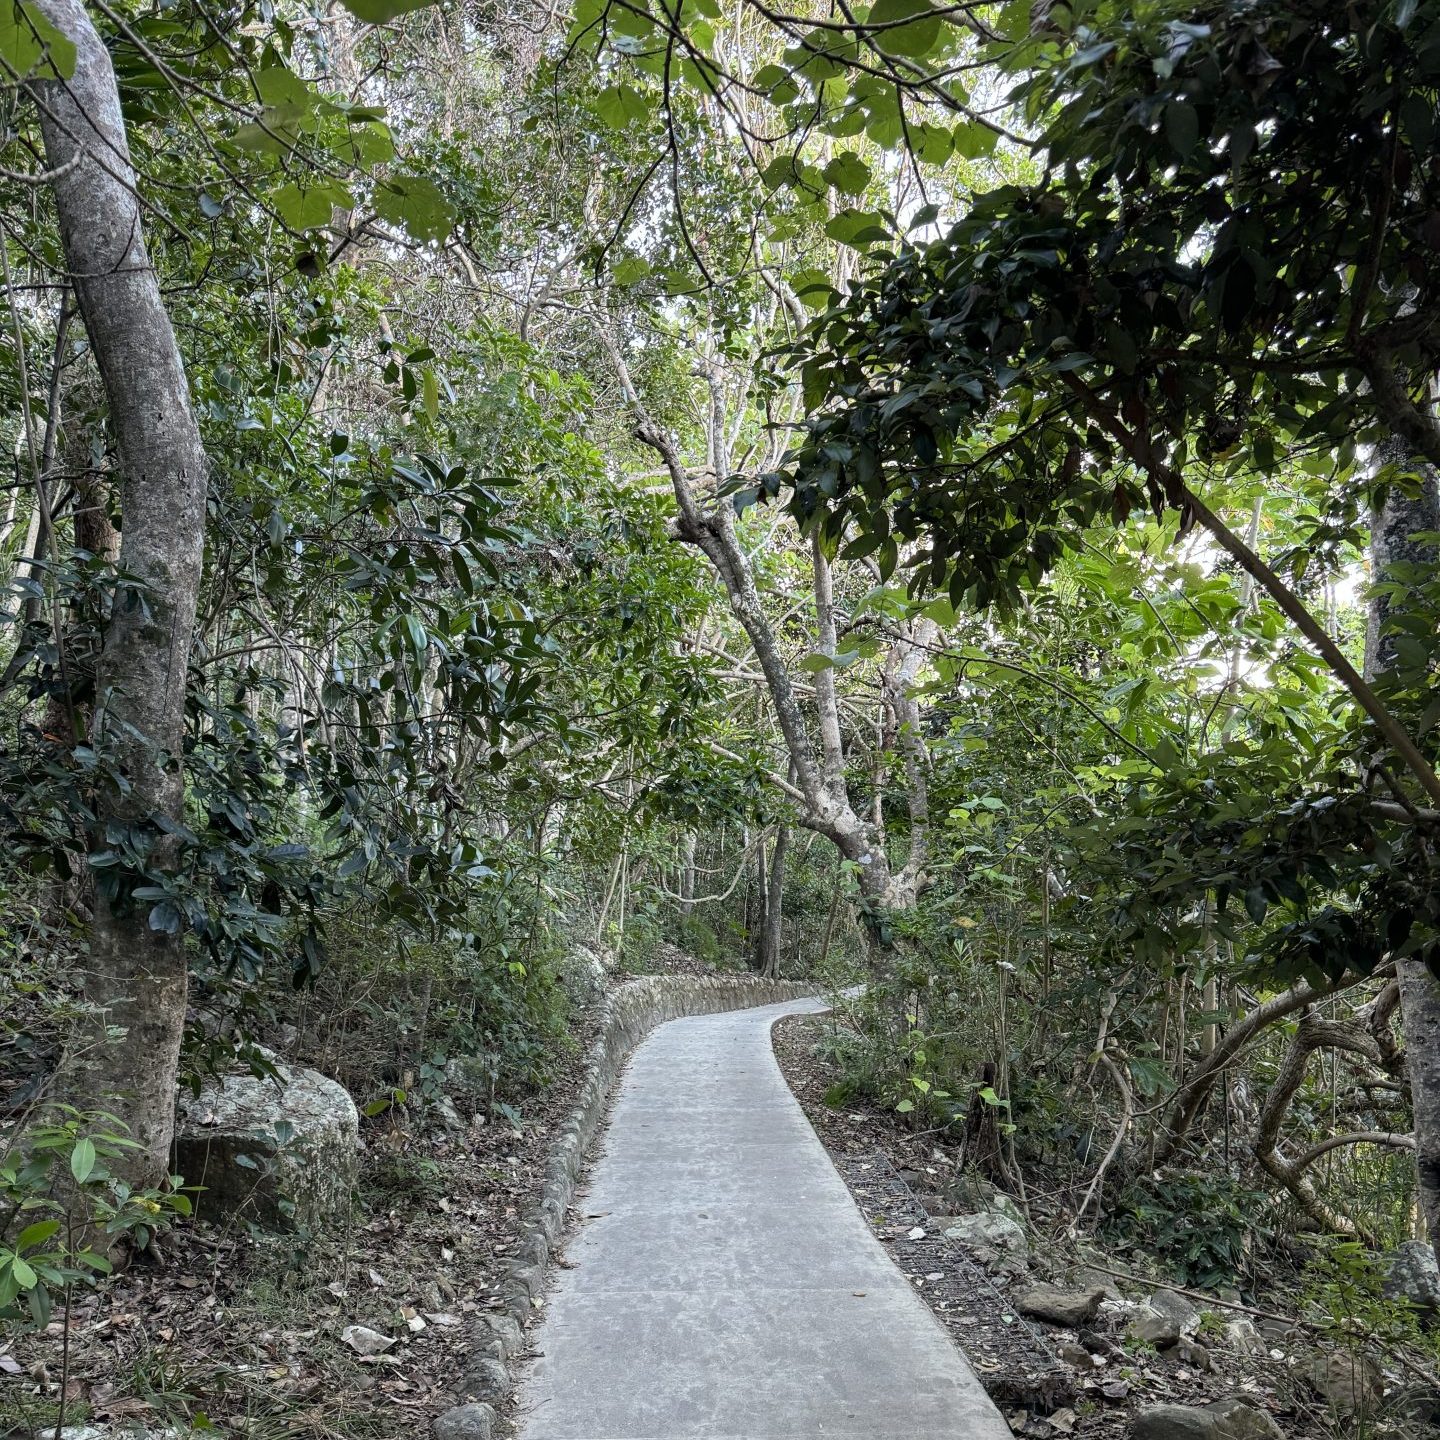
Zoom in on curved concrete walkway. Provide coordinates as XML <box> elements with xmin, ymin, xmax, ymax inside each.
<box><xmin>514</xmin><ymin>997</ymin><xmax>1011</xmax><ymax>1440</ymax></box>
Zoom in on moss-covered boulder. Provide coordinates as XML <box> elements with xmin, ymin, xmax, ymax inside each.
<box><xmin>174</xmin><ymin>1063</ymin><xmax>357</xmax><ymax>1230</ymax></box>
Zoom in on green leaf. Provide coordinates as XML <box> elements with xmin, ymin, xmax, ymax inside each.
<box><xmin>1164</xmin><ymin>101</ymin><xmax>1200</xmax><ymax>159</ymax></box>
<box><xmin>336</xmin><ymin>0</ymin><xmax>437</xmax><ymax>23</ymax></box>
<box><xmin>274</xmin><ymin>179</ymin><xmax>353</xmax><ymax>232</ymax></box>
<box><xmin>15</xmin><ymin>1220</ymin><xmax>59</xmax><ymax>1252</ymax></box>
<box><xmin>594</xmin><ymin>83</ymin><xmax>651</xmax><ymax>130</ymax></box>
<box><xmin>612</xmin><ymin>253</ymin><xmax>651</xmax><ymax>286</ymax></box>
<box><xmin>69</xmin><ymin>1137</ymin><xmax>96</xmax><ymax>1185</ymax></box>
<box><xmin>9</xmin><ymin>1255</ymin><xmax>37</xmax><ymax>1290</ymax></box>
<box><xmin>375</xmin><ymin>175</ymin><xmax>454</xmax><ymax>244</ymax></box>
<box><xmin>821</xmin><ymin>151</ymin><xmax>872</xmax><ymax>196</ymax></box>
<box><xmin>0</xmin><ymin>0</ymin><xmax>77</xmax><ymax>81</ymax></box>
<box><xmin>790</xmin><ymin>265</ymin><xmax>837</xmax><ymax>311</ymax></box>
<box><xmin>254</xmin><ymin>62</ymin><xmax>311</xmax><ymax>111</ymax></box>
<box><xmin>867</xmin><ymin>0</ymin><xmax>944</xmax><ymax>59</ymax></box>
<box><xmin>825</xmin><ymin>208</ymin><xmax>892</xmax><ymax>248</ymax></box>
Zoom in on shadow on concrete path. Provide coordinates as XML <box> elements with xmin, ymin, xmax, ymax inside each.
<box><xmin>513</xmin><ymin>996</ymin><xmax>1013</xmax><ymax>1440</ymax></box>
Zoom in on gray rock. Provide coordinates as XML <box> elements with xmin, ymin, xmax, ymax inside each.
<box><xmin>1130</xmin><ymin>1398</ymin><xmax>1284</xmax><ymax>1440</ymax></box>
<box><xmin>1013</xmin><ymin>1284</ymin><xmax>1106</xmax><ymax>1328</ymax></box>
<box><xmin>433</xmin><ymin>1402</ymin><xmax>496</xmax><ymax>1440</ymax></box>
<box><xmin>947</xmin><ymin>1171</ymin><xmax>1001</xmax><ymax>1212</ymax></box>
<box><xmin>175</xmin><ymin>1062</ymin><xmax>357</xmax><ymax>1230</ymax></box>
<box><xmin>1073</xmin><ymin>1265</ymin><xmax>1124</xmax><ymax>1302</ymax></box>
<box><xmin>987</xmin><ymin>1193</ymin><xmax>1026</xmax><ymax>1228</ymax></box>
<box><xmin>430</xmin><ymin>1095</ymin><xmax>465</xmax><ymax>1132</ymax></box>
<box><xmin>460</xmin><ymin>1356</ymin><xmax>509</xmax><ymax>1402</ymax></box>
<box><xmin>1174</xmin><ymin>1337</ymin><xmax>1212</xmax><ymax>1372</ymax></box>
<box><xmin>561</xmin><ymin>946</ymin><xmax>609</xmax><ymax>1006</ymax></box>
<box><xmin>1127</xmin><ymin>1305</ymin><xmax>1182</xmax><ymax>1348</ymax></box>
<box><xmin>943</xmin><ymin>1211</ymin><xmax>1029</xmax><ymax>1261</ymax></box>
<box><xmin>444</xmin><ymin>1055</ymin><xmax>498</xmax><ymax>1101</ymax></box>
<box><xmin>1391</xmin><ymin>1383</ymin><xmax>1440</xmax><ymax>1425</ymax></box>
<box><xmin>1147</xmin><ymin>1287</ymin><xmax>1202</xmax><ymax>1334</ymax></box>
<box><xmin>1224</xmin><ymin>1316</ymin><xmax>1265</xmax><ymax>1354</ymax></box>
<box><xmin>1383</xmin><ymin>1239</ymin><xmax>1440</xmax><ymax>1319</ymax></box>
<box><xmin>475</xmin><ymin>1311</ymin><xmax>524</xmax><ymax>1357</ymax></box>
<box><xmin>1079</xmin><ymin>1329</ymin><xmax>1128</xmax><ymax>1361</ymax></box>
<box><xmin>1305</xmin><ymin>1349</ymin><xmax>1383</xmax><ymax>1416</ymax></box>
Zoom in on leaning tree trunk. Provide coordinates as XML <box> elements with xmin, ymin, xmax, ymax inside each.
<box><xmin>30</xmin><ymin>0</ymin><xmax>209</xmax><ymax>1188</ymax></box>
<box><xmin>1367</xmin><ymin>449</ymin><xmax>1440</xmax><ymax>1256</ymax></box>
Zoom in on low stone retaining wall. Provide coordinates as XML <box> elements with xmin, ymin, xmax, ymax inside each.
<box><xmin>436</xmin><ymin>974</ymin><xmax>819</xmax><ymax>1440</ymax></box>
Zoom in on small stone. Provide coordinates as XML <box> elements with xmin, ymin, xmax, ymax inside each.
<box><xmin>1073</xmin><ymin>1266</ymin><xmax>1124</xmax><ymax>1302</ymax></box>
<box><xmin>943</xmin><ymin>1212</ymin><xmax>1029</xmax><ymax>1262</ymax></box>
<box><xmin>1079</xmin><ymin>1329</ymin><xmax>1127</xmax><ymax>1361</ymax></box>
<box><xmin>1127</xmin><ymin>1306</ymin><xmax>1182</xmax><ymax>1349</ymax></box>
<box><xmin>1147</xmin><ymin>1287</ymin><xmax>1202</xmax><ymax>1334</ymax></box>
<box><xmin>1224</xmin><ymin>1316</ymin><xmax>1265</xmax><ymax>1354</ymax></box>
<box><xmin>1130</xmin><ymin>1398</ymin><xmax>1284</xmax><ymax>1440</ymax></box>
<box><xmin>1174</xmin><ymin>1336</ymin><xmax>1212</xmax><ymax>1371</ymax></box>
<box><xmin>477</xmin><ymin>1312</ymin><xmax>525</xmax><ymax>1355</ymax></box>
<box><xmin>433</xmin><ymin>1402</ymin><xmax>496</xmax><ymax>1440</ymax></box>
<box><xmin>461</xmin><ymin>1356</ymin><xmax>509</xmax><ymax>1402</ymax></box>
<box><xmin>1057</xmin><ymin>1341</ymin><xmax>1094</xmax><ymax>1369</ymax></box>
<box><xmin>1304</xmin><ymin>1350</ymin><xmax>1383</xmax><ymax>1416</ymax></box>
<box><xmin>1014</xmin><ymin>1284</ymin><xmax>1106</xmax><ymax>1328</ymax></box>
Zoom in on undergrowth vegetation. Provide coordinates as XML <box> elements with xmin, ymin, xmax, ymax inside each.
<box><xmin>3</xmin><ymin>0</ymin><xmax>1440</xmax><ymax>1436</ymax></box>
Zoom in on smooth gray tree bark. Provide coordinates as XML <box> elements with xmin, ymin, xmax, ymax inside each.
<box><xmin>30</xmin><ymin>0</ymin><xmax>208</xmax><ymax>1188</ymax></box>
<box><xmin>756</xmin><ymin>821</ymin><xmax>790</xmax><ymax>978</ymax></box>
<box><xmin>1365</xmin><ymin>450</ymin><xmax>1440</xmax><ymax>1258</ymax></box>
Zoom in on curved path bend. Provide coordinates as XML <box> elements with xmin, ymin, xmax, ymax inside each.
<box><xmin>514</xmin><ymin>996</ymin><xmax>1011</xmax><ymax>1440</ymax></box>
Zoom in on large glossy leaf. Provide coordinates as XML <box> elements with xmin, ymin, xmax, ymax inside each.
<box><xmin>0</xmin><ymin>0</ymin><xmax>76</xmax><ymax>80</ymax></box>
<box><xmin>375</xmin><ymin>174</ymin><xmax>453</xmax><ymax>244</ymax></box>
<box><xmin>336</xmin><ymin>0</ymin><xmax>437</xmax><ymax>23</ymax></box>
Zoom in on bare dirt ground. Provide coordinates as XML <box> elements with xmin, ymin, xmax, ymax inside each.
<box><xmin>770</xmin><ymin>1009</ymin><xmax>1422</xmax><ymax>1440</ymax></box>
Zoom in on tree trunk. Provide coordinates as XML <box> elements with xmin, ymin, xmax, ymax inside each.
<box><xmin>32</xmin><ymin>0</ymin><xmax>209</xmax><ymax>1189</ymax></box>
<box><xmin>1366</xmin><ymin>450</ymin><xmax>1440</xmax><ymax>1256</ymax></box>
<box><xmin>679</xmin><ymin>831</ymin><xmax>697</xmax><ymax>916</ymax></box>
<box><xmin>757</xmin><ymin>821</ymin><xmax>790</xmax><ymax>978</ymax></box>
<box><xmin>749</xmin><ymin>827</ymin><xmax>769</xmax><ymax>965</ymax></box>
<box><xmin>1397</xmin><ymin>962</ymin><xmax>1440</xmax><ymax>1246</ymax></box>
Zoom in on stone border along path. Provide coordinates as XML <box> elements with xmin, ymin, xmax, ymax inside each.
<box><xmin>510</xmin><ymin>995</ymin><xmax>1012</xmax><ymax>1440</ymax></box>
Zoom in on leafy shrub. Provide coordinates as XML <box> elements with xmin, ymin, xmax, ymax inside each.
<box><xmin>672</xmin><ymin>912</ymin><xmax>721</xmax><ymax>965</ymax></box>
<box><xmin>1104</xmin><ymin>1169</ymin><xmax>1269</xmax><ymax>1291</ymax></box>
<box><xmin>1</xmin><ymin>1109</ymin><xmax>192</xmax><ymax>1329</ymax></box>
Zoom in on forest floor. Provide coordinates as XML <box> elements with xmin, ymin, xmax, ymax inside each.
<box><xmin>5</xmin><ymin>977</ymin><xmax>1432</xmax><ymax>1440</ymax></box>
<box><xmin>2</xmin><ymin>1039</ymin><xmax>587</xmax><ymax>1440</ymax></box>
<box><xmin>771</xmin><ymin>1010</ymin><xmax>1423</xmax><ymax>1440</ymax></box>
<box><xmin>0</xmin><ymin>944</ymin><xmax>714</xmax><ymax>1440</ymax></box>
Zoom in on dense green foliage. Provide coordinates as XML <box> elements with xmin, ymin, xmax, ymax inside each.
<box><xmin>2</xmin><ymin>2</ymin><xmax>1440</xmax><ymax>1426</ymax></box>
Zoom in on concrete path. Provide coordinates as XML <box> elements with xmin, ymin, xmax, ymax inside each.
<box><xmin>514</xmin><ymin>997</ymin><xmax>1011</xmax><ymax>1440</ymax></box>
